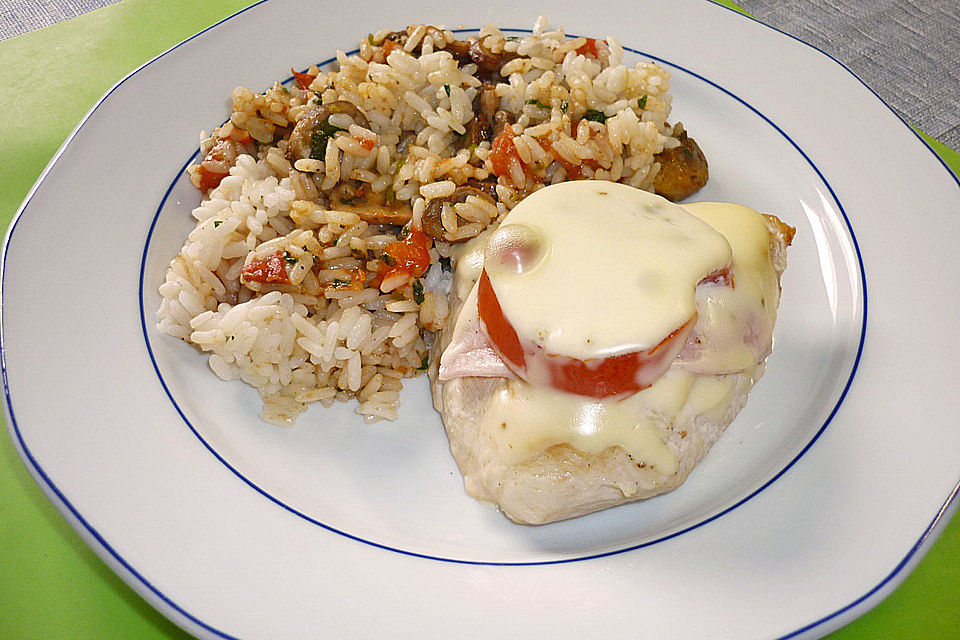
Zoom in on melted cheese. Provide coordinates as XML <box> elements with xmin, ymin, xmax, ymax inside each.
<box><xmin>680</xmin><ymin>202</ymin><xmax>780</xmax><ymax>374</ymax></box>
<box><xmin>442</xmin><ymin>187</ymin><xmax>784</xmax><ymax>467</ymax></box>
<box><xmin>478</xmin><ymin>364</ymin><xmax>760</xmax><ymax>468</ymax></box>
<box><xmin>484</xmin><ymin>181</ymin><xmax>732</xmax><ymax>359</ymax></box>
<box><xmin>450</xmin><ymin>228</ymin><xmax>493</xmax><ymax>301</ymax></box>
<box><xmin>480</xmin><ymin>371</ymin><xmax>688</xmax><ymax>471</ymax></box>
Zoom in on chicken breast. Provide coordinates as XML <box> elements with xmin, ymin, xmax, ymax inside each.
<box><xmin>429</xmin><ymin>211</ymin><xmax>793</xmax><ymax>525</ymax></box>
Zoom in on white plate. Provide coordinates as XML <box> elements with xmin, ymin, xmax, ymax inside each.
<box><xmin>3</xmin><ymin>1</ymin><xmax>959</xmax><ymax>638</ymax></box>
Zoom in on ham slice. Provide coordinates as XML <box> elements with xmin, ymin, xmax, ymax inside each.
<box><xmin>438</xmin><ymin>286</ymin><xmax>514</xmax><ymax>380</ymax></box>
<box><xmin>438</xmin><ymin>281</ymin><xmax>772</xmax><ymax>383</ymax></box>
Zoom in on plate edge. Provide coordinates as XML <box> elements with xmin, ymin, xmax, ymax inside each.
<box><xmin>0</xmin><ymin>1</ymin><xmax>956</xmax><ymax>639</ymax></box>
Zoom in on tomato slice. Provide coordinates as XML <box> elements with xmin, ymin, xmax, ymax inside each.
<box><xmin>489</xmin><ymin>127</ymin><xmax>532</xmax><ymax>187</ymax></box>
<box><xmin>378</xmin><ymin>229</ymin><xmax>432</xmax><ymax>282</ymax></box>
<box><xmin>477</xmin><ymin>270</ymin><xmax>526</xmax><ymax>368</ymax></box>
<box><xmin>575</xmin><ymin>38</ymin><xmax>600</xmax><ymax>57</ymax></box>
<box><xmin>292</xmin><ymin>68</ymin><xmax>317</xmax><ymax>90</ymax></box>
<box><xmin>477</xmin><ymin>269</ymin><xmax>697</xmax><ymax>399</ymax></box>
<box><xmin>197</xmin><ymin>164</ymin><xmax>229</xmax><ymax>191</ymax></box>
<box><xmin>242</xmin><ymin>251</ymin><xmax>291</xmax><ymax>284</ymax></box>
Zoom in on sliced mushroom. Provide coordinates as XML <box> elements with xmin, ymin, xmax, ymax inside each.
<box><xmin>460</xmin><ymin>83</ymin><xmax>499</xmax><ymax>149</ymax></box>
<box><xmin>337</xmin><ymin>203</ymin><xmax>413</xmax><ymax>226</ymax></box>
<box><xmin>422</xmin><ymin>186</ymin><xmax>498</xmax><ymax>240</ymax></box>
<box><xmin>382</xmin><ymin>30</ymin><xmax>408</xmax><ymax>45</ymax></box>
<box><xmin>652</xmin><ymin>123</ymin><xmax>709</xmax><ymax>202</ymax></box>
<box><xmin>461</xmin><ymin>119</ymin><xmax>485</xmax><ymax>151</ymax></box>
<box><xmin>396</xmin><ymin>132</ymin><xmax>415</xmax><ymax>156</ymax></box>
<box><xmin>468</xmin><ymin>39</ymin><xmax>518</xmax><ymax>74</ymax></box>
<box><xmin>443</xmin><ymin>36</ymin><xmax>472</xmax><ymax>60</ymax></box>
<box><xmin>329</xmin><ymin>180</ymin><xmax>364</xmax><ymax>205</ymax></box>
<box><xmin>421</xmin><ymin>204</ymin><xmax>447</xmax><ymax>240</ymax></box>
<box><xmin>286</xmin><ymin>101</ymin><xmax>370</xmax><ymax>162</ymax></box>
<box><xmin>464</xmin><ymin>177</ymin><xmax>499</xmax><ymax>199</ymax></box>
<box><xmin>329</xmin><ymin>180</ymin><xmax>413</xmax><ymax>225</ymax></box>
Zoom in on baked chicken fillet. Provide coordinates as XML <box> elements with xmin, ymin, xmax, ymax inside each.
<box><xmin>429</xmin><ymin>183</ymin><xmax>794</xmax><ymax>525</ymax></box>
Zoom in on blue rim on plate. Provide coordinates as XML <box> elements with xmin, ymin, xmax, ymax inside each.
<box><xmin>1</xmin><ymin>1</ymin><xmax>957</xmax><ymax>639</ymax></box>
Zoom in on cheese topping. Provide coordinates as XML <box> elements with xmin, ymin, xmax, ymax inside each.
<box><xmin>441</xmin><ymin>184</ymin><xmax>785</xmax><ymax>467</ymax></box>
<box><xmin>480</xmin><ymin>373</ymin><xmax>686</xmax><ymax>471</ymax></box>
<box><xmin>484</xmin><ymin>181</ymin><xmax>732</xmax><ymax>359</ymax></box>
<box><xmin>450</xmin><ymin>228</ymin><xmax>493</xmax><ymax>301</ymax></box>
<box><xmin>680</xmin><ymin>202</ymin><xmax>781</xmax><ymax>374</ymax></box>
<box><xmin>479</xmin><ymin>365</ymin><xmax>761</xmax><ymax>468</ymax></box>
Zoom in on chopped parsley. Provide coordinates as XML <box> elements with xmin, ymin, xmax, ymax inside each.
<box><xmin>213</xmin><ymin>220</ymin><xmax>222</xmax><ymax>228</ymax></box>
<box><xmin>416</xmin><ymin>355</ymin><xmax>429</xmax><ymax>370</ymax></box>
<box><xmin>505</xmin><ymin>36</ymin><xmax>520</xmax><ymax>42</ymax></box>
<box><xmin>439</xmin><ymin>256</ymin><xmax>452</xmax><ymax>272</ymax></box>
<box><xmin>283</xmin><ymin>252</ymin><xmax>298</xmax><ymax>265</ymax></box>
<box><xmin>525</xmin><ymin>98</ymin><xmax>549</xmax><ymax>110</ymax></box>
<box><xmin>399</xmin><ymin>223</ymin><xmax>411</xmax><ymax>238</ymax></box>
<box><xmin>583</xmin><ymin>109</ymin><xmax>608</xmax><ymax>123</ymax></box>
<box><xmin>637</xmin><ymin>95</ymin><xmax>648</xmax><ymax>109</ymax></box>
<box><xmin>319</xmin><ymin>119</ymin><xmax>348</xmax><ymax>137</ymax></box>
<box><xmin>381</xmin><ymin>253</ymin><xmax>397</xmax><ymax>266</ymax></box>
<box><xmin>309</xmin><ymin>118</ymin><xmax>348</xmax><ymax>160</ymax></box>
<box><xmin>443</xmin><ymin>84</ymin><xmax>451</xmax><ymax>96</ymax></box>
<box><xmin>368</xmin><ymin>33</ymin><xmax>375</xmax><ymax>44</ymax></box>
<box><xmin>560</xmin><ymin>100</ymin><xmax>569</xmax><ymax>113</ymax></box>
<box><xmin>330</xmin><ymin>278</ymin><xmax>351</xmax><ymax>288</ymax></box>
<box><xmin>412</xmin><ymin>278</ymin><xmax>424</xmax><ymax>304</ymax></box>
<box><xmin>310</xmin><ymin>130</ymin><xmax>328</xmax><ymax>160</ymax></box>
<box><xmin>384</xmin><ymin>186</ymin><xmax>395</xmax><ymax>202</ymax></box>
<box><xmin>313</xmin><ymin>95</ymin><xmax>322</xmax><ymax>105</ymax></box>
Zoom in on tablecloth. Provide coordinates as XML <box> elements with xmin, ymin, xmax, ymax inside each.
<box><xmin>0</xmin><ymin>1</ymin><xmax>957</xmax><ymax>638</ymax></box>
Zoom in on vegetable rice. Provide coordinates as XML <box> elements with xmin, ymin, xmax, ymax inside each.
<box><xmin>156</xmin><ymin>16</ymin><xmax>693</xmax><ymax>425</ymax></box>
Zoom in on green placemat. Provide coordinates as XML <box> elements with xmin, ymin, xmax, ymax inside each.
<box><xmin>0</xmin><ymin>1</ymin><xmax>957</xmax><ymax>638</ymax></box>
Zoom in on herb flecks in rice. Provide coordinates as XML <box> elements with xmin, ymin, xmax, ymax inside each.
<box><xmin>158</xmin><ymin>16</ymin><xmax>689</xmax><ymax>425</ymax></box>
